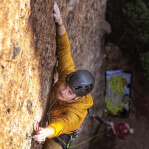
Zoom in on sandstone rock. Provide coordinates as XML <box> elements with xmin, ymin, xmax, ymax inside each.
<box><xmin>0</xmin><ymin>0</ymin><xmax>108</xmax><ymax>148</ymax></box>
<box><xmin>101</xmin><ymin>20</ymin><xmax>111</xmax><ymax>34</ymax></box>
<box><xmin>104</xmin><ymin>43</ymin><xmax>130</xmax><ymax>70</ymax></box>
<box><xmin>0</xmin><ymin>0</ymin><xmax>56</xmax><ymax>148</ymax></box>
<box><xmin>105</xmin><ymin>43</ymin><xmax>122</xmax><ymax>61</ymax></box>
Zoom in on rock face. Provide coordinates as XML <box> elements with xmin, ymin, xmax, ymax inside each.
<box><xmin>0</xmin><ymin>0</ymin><xmax>109</xmax><ymax>148</ymax></box>
<box><xmin>0</xmin><ymin>0</ymin><xmax>56</xmax><ymax>148</ymax></box>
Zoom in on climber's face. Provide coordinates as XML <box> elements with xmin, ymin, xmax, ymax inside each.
<box><xmin>56</xmin><ymin>82</ymin><xmax>80</xmax><ymax>102</ymax></box>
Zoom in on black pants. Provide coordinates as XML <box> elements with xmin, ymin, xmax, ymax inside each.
<box><xmin>94</xmin><ymin>116</ymin><xmax>109</xmax><ymax>126</ymax></box>
<box><xmin>43</xmin><ymin>134</ymin><xmax>72</xmax><ymax>149</ymax></box>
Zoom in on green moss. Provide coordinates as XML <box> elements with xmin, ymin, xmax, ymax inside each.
<box><xmin>106</xmin><ymin>0</ymin><xmax>149</xmax><ymax>79</ymax></box>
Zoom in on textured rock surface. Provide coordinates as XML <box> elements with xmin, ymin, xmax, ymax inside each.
<box><xmin>0</xmin><ymin>0</ymin><xmax>109</xmax><ymax>149</ymax></box>
<box><xmin>0</xmin><ymin>0</ymin><xmax>56</xmax><ymax>148</ymax></box>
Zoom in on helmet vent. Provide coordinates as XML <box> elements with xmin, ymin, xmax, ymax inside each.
<box><xmin>85</xmin><ymin>86</ymin><xmax>89</xmax><ymax>93</ymax></box>
<box><xmin>90</xmin><ymin>84</ymin><xmax>93</xmax><ymax>90</ymax></box>
<box><xmin>74</xmin><ymin>86</ymin><xmax>82</xmax><ymax>90</ymax></box>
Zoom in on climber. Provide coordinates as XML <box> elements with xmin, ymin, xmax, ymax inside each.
<box><xmin>90</xmin><ymin>114</ymin><xmax>134</xmax><ymax>140</ymax></box>
<box><xmin>32</xmin><ymin>2</ymin><xmax>95</xmax><ymax>149</ymax></box>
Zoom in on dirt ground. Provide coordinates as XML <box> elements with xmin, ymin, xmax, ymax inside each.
<box><xmin>88</xmin><ymin>74</ymin><xmax>149</xmax><ymax>149</ymax></box>
<box><xmin>88</xmin><ymin>44</ymin><xmax>149</xmax><ymax>149</ymax></box>
<box><xmin>70</xmin><ymin>43</ymin><xmax>149</xmax><ymax>149</ymax></box>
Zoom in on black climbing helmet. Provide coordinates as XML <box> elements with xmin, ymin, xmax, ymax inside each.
<box><xmin>66</xmin><ymin>70</ymin><xmax>95</xmax><ymax>96</ymax></box>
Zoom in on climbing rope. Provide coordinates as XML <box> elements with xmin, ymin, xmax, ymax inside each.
<box><xmin>108</xmin><ymin>74</ymin><xmax>126</xmax><ymax>95</ymax></box>
<box><xmin>105</xmin><ymin>74</ymin><xmax>131</xmax><ymax>115</ymax></box>
<box><xmin>69</xmin><ymin>131</ymin><xmax>108</xmax><ymax>148</ymax></box>
<box><xmin>105</xmin><ymin>95</ymin><xmax>131</xmax><ymax>115</ymax></box>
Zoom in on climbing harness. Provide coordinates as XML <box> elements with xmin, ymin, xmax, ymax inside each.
<box><xmin>52</xmin><ymin>123</ymin><xmax>83</xmax><ymax>149</ymax></box>
<box><xmin>53</xmin><ymin>132</ymin><xmax>78</xmax><ymax>149</ymax></box>
<box><xmin>46</xmin><ymin>98</ymin><xmax>85</xmax><ymax>149</ymax></box>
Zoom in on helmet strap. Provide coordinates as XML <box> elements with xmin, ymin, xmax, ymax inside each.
<box><xmin>65</xmin><ymin>96</ymin><xmax>86</xmax><ymax>104</ymax></box>
<box><xmin>70</xmin><ymin>95</ymin><xmax>77</xmax><ymax>101</ymax></box>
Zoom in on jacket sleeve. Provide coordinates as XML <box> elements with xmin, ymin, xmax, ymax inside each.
<box><xmin>48</xmin><ymin>109</ymin><xmax>87</xmax><ymax>138</ymax></box>
<box><xmin>56</xmin><ymin>31</ymin><xmax>75</xmax><ymax>80</ymax></box>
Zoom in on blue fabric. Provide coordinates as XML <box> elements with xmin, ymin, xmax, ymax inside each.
<box><xmin>105</xmin><ymin>70</ymin><xmax>132</xmax><ymax>114</ymax></box>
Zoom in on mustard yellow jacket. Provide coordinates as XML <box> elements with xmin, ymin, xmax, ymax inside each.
<box><xmin>48</xmin><ymin>31</ymin><xmax>93</xmax><ymax>138</ymax></box>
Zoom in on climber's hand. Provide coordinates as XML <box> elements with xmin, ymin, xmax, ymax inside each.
<box><xmin>109</xmin><ymin>122</ymin><xmax>116</xmax><ymax>135</ymax></box>
<box><xmin>53</xmin><ymin>1</ymin><xmax>66</xmax><ymax>35</ymax></box>
<box><xmin>32</xmin><ymin>126</ymin><xmax>54</xmax><ymax>142</ymax></box>
<box><xmin>53</xmin><ymin>1</ymin><xmax>62</xmax><ymax>25</ymax></box>
<box><xmin>32</xmin><ymin>127</ymin><xmax>46</xmax><ymax>142</ymax></box>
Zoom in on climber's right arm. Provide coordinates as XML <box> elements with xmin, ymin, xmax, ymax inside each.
<box><xmin>54</xmin><ymin>2</ymin><xmax>66</xmax><ymax>35</ymax></box>
<box><xmin>53</xmin><ymin>2</ymin><xmax>75</xmax><ymax>80</ymax></box>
